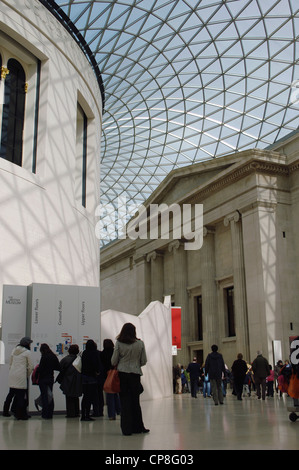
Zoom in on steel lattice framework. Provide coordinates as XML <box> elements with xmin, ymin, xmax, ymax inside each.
<box><xmin>53</xmin><ymin>0</ymin><xmax>299</xmax><ymax>244</ymax></box>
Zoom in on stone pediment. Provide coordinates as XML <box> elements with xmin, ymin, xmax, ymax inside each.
<box><xmin>153</xmin><ymin>165</ymin><xmax>231</xmax><ymax>206</ymax></box>
<box><xmin>144</xmin><ymin>155</ymin><xmax>236</xmax><ymax>207</ymax></box>
<box><xmin>143</xmin><ymin>148</ymin><xmax>284</xmax><ymax>207</ymax></box>
<box><xmin>136</xmin><ymin>129</ymin><xmax>299</xmax><ymax>210</ymax></box>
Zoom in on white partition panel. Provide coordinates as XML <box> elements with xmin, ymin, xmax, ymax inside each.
<box><xmin>26</xmin><ymin>283</ymin><xmax>101</xmax><ymax>412</ymax></box>
<box><xmin>101</xmin><ymin>301</ymin><xmax>173</xmax><ymax>401</ymax></box>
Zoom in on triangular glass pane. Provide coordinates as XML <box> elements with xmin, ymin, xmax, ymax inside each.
<box><xmin>53</xmin><ymin>0</ymin><xmax>297</xmax><ymax>242</ymax></box>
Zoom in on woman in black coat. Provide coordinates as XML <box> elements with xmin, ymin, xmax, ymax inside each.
<box><xmin>81</xmin><ymin>339</ymin><xmax>101</xmax><ymax>421</ymax></box>
<box><xmin>59</xmin><ymin>344</ymin><xmax>82</xmax><ymax>418</ymax></box>
<box><xmin>38</xmin><ymin>343</ymin><xmax>60</xmax><ymax>419</ymax></box>
<box><xmin>231</xmin><ymin>353</ymin><xmax>248</xmax><ymax>400</ymax></box>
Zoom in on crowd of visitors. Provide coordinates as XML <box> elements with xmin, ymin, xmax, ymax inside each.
<box><xmin>3</xmin><ymin>334</ymin><xmax>299</xmax><ymax>432</ymax></box>
<box><xmin>173</xmin><ymin>344</ymin><xmax>299</xmax><ymax>407</ymax></box>
<box><xmin>2</xmin><ymin>323</ymin><xmax>149</xmax><ymax>436</ymax></box>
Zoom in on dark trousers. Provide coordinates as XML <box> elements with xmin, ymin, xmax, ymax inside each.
<box><xmin>92</xmin><ymin>381</ymin><xmax>104</xmax><ymax>416</ymax></box>
<box><xmin>81</xmin><ymin>382</ymin><xmax>98</xmax><ymax>418</ymax></box>
<box><xmin>210</xmin><ymin>378</ymin><xmax>224</xmax><ymax>404</ymax></box>
<box><xmin>3</xmin><ymin>388</ymin><xmax>16</xmax><ymax>416</ymax></box>
<box><xmin>190</xmin><ymin>378</ymin><xmax>198</xmax><ymax>397</ymax></box>
<box><xmin>4</xmin><ymin>388</ymin><xmax>28</xmax><ymax>418</ymax></box>
<box><xmin>39</xmin><ymin>378</ymin><xmax>54</xmax><ymax>419</ymax></box>
<box><xmin>255</xmin><ymin>376</ymin><xmax>267</xmax><ymax>399</ymax></box>
<box><xmin>234</xmin><ymin>378</ymin><xmax>245</xmax><ymax>399</ymax></box>
<box><xmin>267</xmin><ymin>381</ymin><xmax>274</xmax><ymax>397</ymax></box>
<box><xmin>65</xmin><ymin>396</ymin><xmax>80</xmax><ymax>417</ymax></box>
<box><xmin>118</xmin><ymin>372</ymin><xmax>145</xmax><ymax>435</ymax></box>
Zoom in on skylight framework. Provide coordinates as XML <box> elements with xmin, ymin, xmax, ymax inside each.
<box><xmin>53</xmin><ymin>0</ymin><xmax>299</xmax><ymax>245</ymax></box>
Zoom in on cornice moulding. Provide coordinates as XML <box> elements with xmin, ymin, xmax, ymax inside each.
<box><xmin>185</xmin><ymin>157</ymin><xmax>294</xmax><ymax>206</ymax></box>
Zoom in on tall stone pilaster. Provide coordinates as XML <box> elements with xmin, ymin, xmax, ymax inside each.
<box><xmin>240</xmin><ymin>202</ymin><xmax>282</xmax><ymax>361</ymax></box>
<box><xmin>134</xmin><ymin>254</ymin><xmax>151</xmax><ymax>312</ymax></box>
<box><xmin>201</xmin><ymin>226</ymin><xmax>218</xmax><ymax>358</ymax></box>
<box><xmin>224</xmin><ymin>211</ymin><xmax>249</xmax><ymax>360</ymax></box>
<box><xmin>146</xmin><ymin>250</ymin><xmax>164</xmax><ymax>302</ymax></box>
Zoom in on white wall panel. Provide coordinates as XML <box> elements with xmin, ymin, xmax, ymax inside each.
<box><xmin>101</xmin><ymin>301</ymin><xmax>173</xmax><ymax>401</ymax></box>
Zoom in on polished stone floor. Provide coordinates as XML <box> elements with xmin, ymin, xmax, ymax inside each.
<box><xmin>0</xmin><ymin>391</ymin><xmax>298</xmax><ymax>451</ymax></box>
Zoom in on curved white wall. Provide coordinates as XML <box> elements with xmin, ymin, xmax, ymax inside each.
<box><xmin>0</xmin><ymin>0</ymin><xmax>102</xmax><ymax>317</ymax></box>
<box><xmin>101</xmin><ymin>301</ymin><xmax>173</xmax><ymax>401</ymax></box>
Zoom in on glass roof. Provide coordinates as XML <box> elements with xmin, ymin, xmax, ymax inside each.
<box><xmin>54</xmin><ymin>0</ymin><xmax>299</xmax><ymax>245</ymax></box>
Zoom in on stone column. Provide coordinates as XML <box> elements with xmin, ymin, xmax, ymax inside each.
<box><xmin>168</xmin><ymin>240</ymin><xmax>189</xmax><ymax>365</ymax></box>
<box><xmin>146</xmin><ymin>250</ymin><xmax>164</xmax><ymax>302</ymax></box>
<box><xmin>224</xmin><ymin>211</ymin><xmax>249</xmax><ymax>360</ymax></box>
<box><xmin>201</xmin><ymin>226</ymin><xmax>218</xmax><ymax>358</ymax></box>
<box><xmin>134</xmin><ymin>254</ymin><xmax>151</xmax><ymax>312</ymax></box>
<box><xmin>240</xmin><ymin>202</ymin><xmax>281</xmax><ymax>362</ymax></box>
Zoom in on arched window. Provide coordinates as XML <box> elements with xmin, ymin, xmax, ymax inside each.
<box><xmin>0</xmin><ymin>58</ymin><xmax>26</xmax><ymax>166</ymax></box>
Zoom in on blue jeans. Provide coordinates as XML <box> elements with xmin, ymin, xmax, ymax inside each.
<box><xmin>203</xmin><ymin>381</ymin><xmax>211</xmax><ymax>397</ymax></box>
<box><xmin>106</xmin><ymin>392</ymin><xmax>121</xmax><ymax>418</ymax></box>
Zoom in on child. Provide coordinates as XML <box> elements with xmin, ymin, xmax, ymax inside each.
<box><xmin>266</xmin><ymin>365</ymin><xmax>275</xmax><ymax>397</ymax></box>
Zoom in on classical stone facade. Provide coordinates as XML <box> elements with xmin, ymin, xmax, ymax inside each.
<box><xmin>100</xmin><ymin>130</ymin><xmax>299</xmax><ymax>368</ymax></box>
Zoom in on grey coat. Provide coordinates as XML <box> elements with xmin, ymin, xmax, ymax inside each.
<box><xmin>111</xmin><ymin>339</ymin><xmax>147</xmax><ymax>375</ymax></box>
